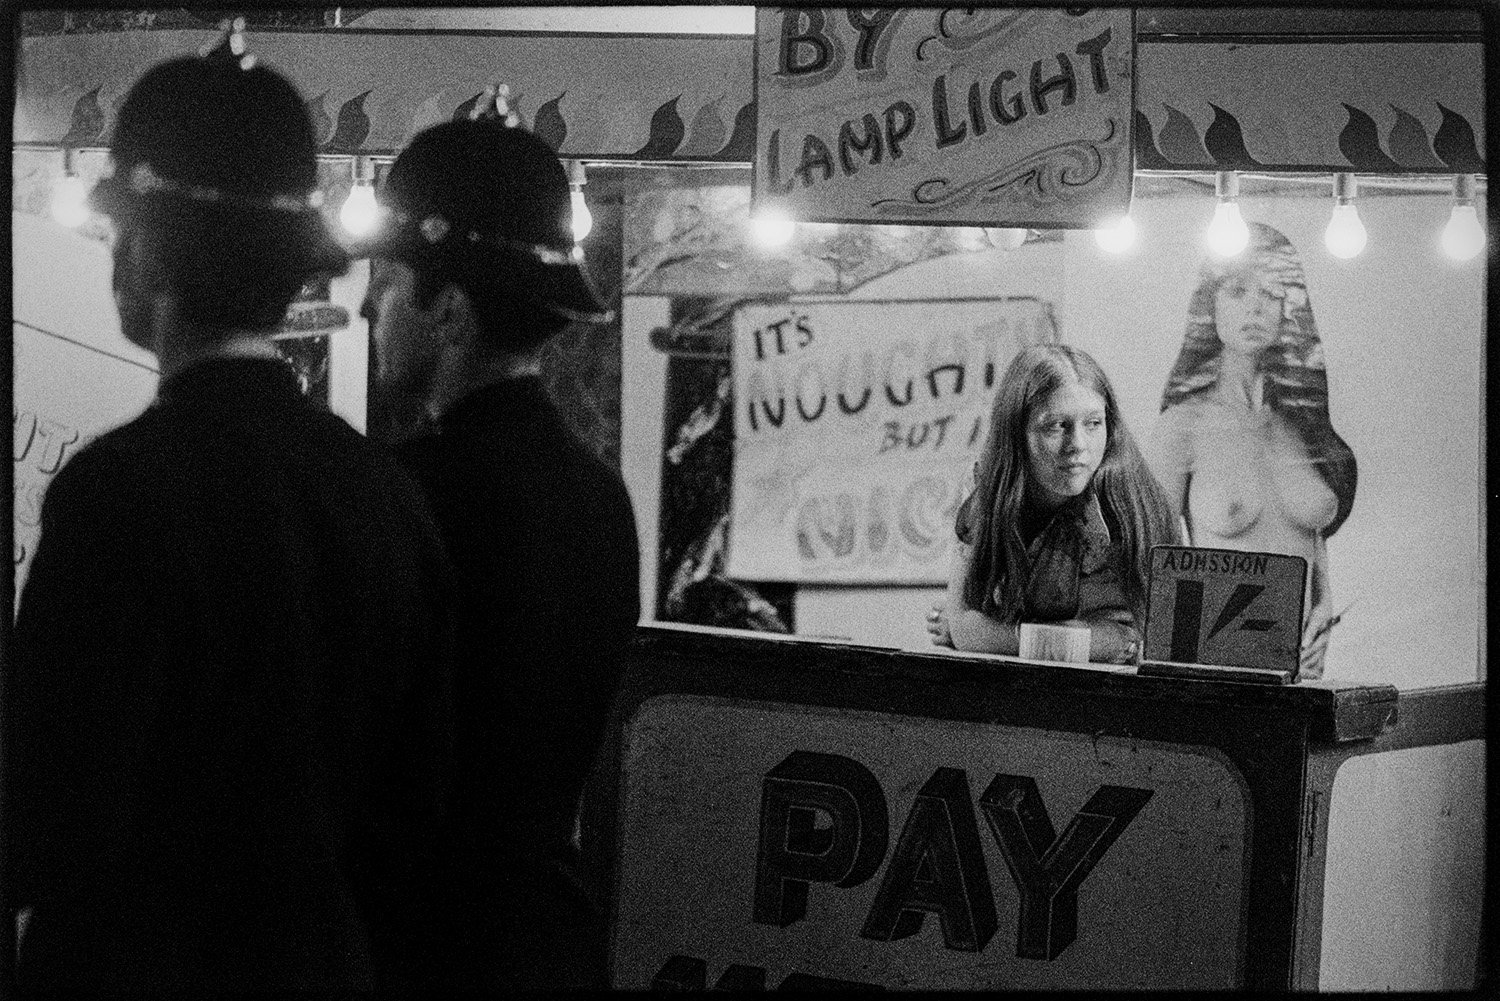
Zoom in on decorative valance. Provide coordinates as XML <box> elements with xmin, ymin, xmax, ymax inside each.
<box><xmin>15</xmin><ymin>28</ymin><xmax>756</xmax><ymax>161</ymax></box>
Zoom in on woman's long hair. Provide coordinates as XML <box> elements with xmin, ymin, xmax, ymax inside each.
<box><xmin>964</xmin><ymin>344</ymin><xmax>1181</xmax><ymax>624</ymax></box>
<box><xmin>1160</xmin><ymin>221</ymin><xmax>1357</xmax><ymax>535</ymax></box>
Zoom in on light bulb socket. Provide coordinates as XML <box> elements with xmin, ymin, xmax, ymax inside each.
<box><xmin>62</xmin><ymin>146</ymin><xmax>79</xmax><ymax>177</ymax></box>
<box><xmin>567</xmin><ymin>160</ymin><xmax>587</xmax><ymax>189</ymax></box>
<box><xmin>351</xmin><ymin>155</ymin><xmax>375</xmax><ymax>185</ymax></box>
<box><xmin>1453</xmin><ymin>173</ymin><xmax>1477</xmax><ymax>206</ymax></box>
<box><xmin>1332</xmin><ymin>172</ymin><xmax>1357</xmax><ymax>206</ymax></box>
<box><xmin>1215</xmin><ymin>171</ymin><xmax>1239</xmax><ymax>201</ymax></box>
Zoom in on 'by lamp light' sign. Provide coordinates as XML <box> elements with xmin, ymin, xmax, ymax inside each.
<box><xmin>727</xmin><ymin>298</ymin><xmax>1056</xmax><ymax>584</ymax></box>
<box><xmin>612</xmin><ymin>696</ymin><xmax>1250</xmax><ymax>990</ymax></box>
<box><xmin>753</xmin><ymin>7</ymin><xmax>1135</xmax><ymax>227</ymax></box>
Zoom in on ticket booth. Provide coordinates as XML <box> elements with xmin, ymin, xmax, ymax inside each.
<box><xmin>591</xmin><ymin>626</ymin><xmax>1482</xmax><ymax>990</ymax></box>
<box><xmin>10</xmin><ymin>4</ymin><xmax>1488</xmax><ymax>993</ymax></box>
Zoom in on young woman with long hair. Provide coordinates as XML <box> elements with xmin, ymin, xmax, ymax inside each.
<box><xmin>927</xmin><ymin>343</ymin><xmax>1180</xmax><ymax>662</ymax></box>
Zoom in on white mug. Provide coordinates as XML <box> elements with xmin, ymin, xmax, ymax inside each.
<box><xmin>1018</xmin><ymin>622</ymin><xmax>1091</xmax><ymax>664</ymax></box>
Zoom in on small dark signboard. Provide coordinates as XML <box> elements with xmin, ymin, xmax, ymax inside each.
<box><xmin>1140</xmin><ymin>546</ymin><xmax>1306</xmax><ymax>685</ymax></box>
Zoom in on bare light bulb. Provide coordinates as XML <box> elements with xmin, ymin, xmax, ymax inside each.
<box><xmin>751</xmin><ymin>208</ymin><xmax>796</xmax><ymax>248</ymax></box>
<box><xmin>1206</xmin><ymin>202</ymin><xmax>1249</xmax><ymax>257</ymax></box>
<box><xmin>1441</xmin><ymin>204</ymin><xmax>1486</xmax><ymax>261</ymax></box>
<box><xmin>570</xmin><ymin>187</ymin><xmax>593</xmax><ymax>242</ymax></box>
<box><xmin>1094</xmin><ymin>215</ymin><xmax>1136</xmax><ymax>253</ymax></box>
<box><xmin>1323</xmin><ymin>203</ymin><xmax>1367</xmax><ymax>259</ymax></box>
<box><xmin>51</xmin><ymin>173</ymin><xmax>90</xmax><ymax>228</ymax></box>
<box><xmin>339</xmin><ymin>182</ymin><xmax>379</xmax><ymax>237</ymax></box>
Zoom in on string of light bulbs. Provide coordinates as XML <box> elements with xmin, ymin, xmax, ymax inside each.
<box><xmin>1091</xmin><ymin>170</ymin><xmax>1487</xmax><ymax>263</ymax></box>
<box><xmin>33</xmin><ymin>146</ymin><xmax>1488</xmax><ymax>263</ymax></box>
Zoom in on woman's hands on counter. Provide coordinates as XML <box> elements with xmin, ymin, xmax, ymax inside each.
<box><xmin>928</xmin><ymin>603</ymin><xmax>1140</xmax><ymax>665</ymax></box>
<box><xmin>926</xmin><ymin>600</ymin><xmax>953</xmax><ymax>647</ymax></box>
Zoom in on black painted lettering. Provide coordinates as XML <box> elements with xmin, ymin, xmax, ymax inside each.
<box><xmin>1207</xmin><ymin>583</ymin><xmax>1266</xmax><ymax>640</ymax></box>
<box><xmin>14</xmin><ymin>411</ymin><xmax>36</xmax><ymax>462</ymax></box>
<box><xmin>926</xmin><ymin>363</ymin><xmax>965</xmax><ymax>399</ymax></box>
<box><xmin>879</xmin><ymin>422</ymin><xmax>902</xmax><ymax>455</ymax></box>
<box><xmin>795</xmin><ymin>134</ymin><xmax>835</xmax><ymax>187</ymax></box>
<box><xmin>1030</xmin><ymin>53</ymin><xmax>1077</xmax><ymax>115</ymax></box>
<box><xmin>795</xmin><ymin>365</ymin><xmax>828</xmax><ymax>423</ymax></box>
<box><xmin>795</xmin><ymin>315</ymin><xmax>814</xmax><ymax>348</ymax></box>
<box><xmin>753</xmin><ymin>751</ymin><xmax>889</xmax><ymax>927</ymax></box>
<box><xmin>980</xmin><ymin>776</ymin><xmax>1153</xmax><ymax>961</ymax></box>
<box><xmin>744</xmin><ymin>368</ymin><xmax>787</xmax><ymax>434</ymax></box>
<box><xmin>768</xmin><ymin>318</ymin><xmax>792</xmax><ymax>355</ymax></box>
<box><xmin>884</xmin><ymin>100</ymin><xmax>916</xmax><ymax>160</ymax></box>
<box><xmin>1170</xmin><ymin>577</ymin><xmax>1204</xmax><ymax>662</ymax></box>
<box><xmin>989</xmin><ymin>70</ymin><xmax>1026</xmax><ymax>125</ymax></box>
<box><xmin>860</xmin><ymin>768</ymin><xmax>998</xmax><ymax>952</ymax></box>
<box><xmin>1074</xmin><ymin>28</ymin><xmax>1112</xmax><ymax>93</ymax></box>
<box><xmin>931</xmin><ymin>415</ymin><xmax>954</xmax><ymax>449</ymax></box>
<box><xmin>778</xmin><ymin>8</ymin><xmax>838</xmax><ymax>78</ymax></box>
<box><xmin>931</xmin><ymin>74</ymin><xmax>967</xmax><ymax>149</ymax></box>
<box><xmin>966</xmin><ymin>81</ymin><xmax>988</xmax><ymax>137</ymax></box>
<box><xmin>763</xmin><ymin>129</ymin><xmax>796</xmax><ymax>195</ymax></box>
<box><xmin>845</xmin><ymin>9</ymin><xmax>898</xmax><ymax>74</ymax></box>
<box><xmin>838</xmin><ymin>113</ymin><xmax>885</xmax><ymax>175</ymax></box>
<box><xmin>31</xmin><ymin>419</ymin><xmax>79</xmax><ymax>474</ymax></box>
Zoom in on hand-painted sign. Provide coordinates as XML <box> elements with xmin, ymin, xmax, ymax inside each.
<box><xmin>1142</xmin><ymin>546</ymin><xmax>1307</xmax><ymax>678</ymax></box>
<box><xmin>753</xmin><ymin>7</ymin><xmax>1134</xmax><ymax>227</ymax></box>
<box><xmin>613</xmin><ymin>695</ymin><xmax>1250</xmax><ymax>989</ymax></box>
<box><xmin>12</xmin><ymin>212</ymin><xmax>158</xmax><ymax>601</ymax></box>
<box><xmin>727</xmin><ymin>298</ymin><xmax>1055</xmax><ymax>584</ymax></box>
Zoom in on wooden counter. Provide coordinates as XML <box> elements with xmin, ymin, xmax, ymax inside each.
<box><xmin>580</xmin><ymin>625</ymin><xmax>1482</xmax><ymax>991</ymax></box>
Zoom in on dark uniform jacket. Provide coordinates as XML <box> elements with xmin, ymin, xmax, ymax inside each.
<box><xmin>8</xmin><ymin>358</ymin><xmax>456</xmax><ymax>991</ymax></box>
<box><xmin>396</xmin><ymin>375</ymin><xmax>639</xmax><ymax>989</ymax></box>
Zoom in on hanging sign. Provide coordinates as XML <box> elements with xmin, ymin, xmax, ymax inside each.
<box><xmin>727</xmin><ymin>297</ymin><xmax>1056</xmax><ymax>585</ymax></box>
<box><xmin>753</xmin><ymin>7</ymin><xmax>1135</xmax><ymax>227</ymax></box>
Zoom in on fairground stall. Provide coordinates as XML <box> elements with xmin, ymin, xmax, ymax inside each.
<box><xmin>10</xmin><ymin>5</ymin><xmax>1488</xmax><ymax>991</ymax></box>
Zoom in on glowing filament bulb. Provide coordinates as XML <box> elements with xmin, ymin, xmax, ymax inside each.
<box><xmin>1206</xmin><ymin>172</ymin><xmax>1248</xmax><ymax>257</ymax></box>
<box><xmin>570</xmin><ymin>187</ymin><xmax>593</xmax><ymax>242</ymax></box>
<box><xmin>339</xmin><ymin>181</ymin><xmax>379</xmax><ymax>236</ymax></box>
<box><xmin>1094</xmin><ymin>215</ymin><xmax>1136</xmax><ymax>253</ymax></box>
<box><xmin>1206</xmin><ymin>202</ymin><xmax>1249</xmax><ymax>257</ymax></box>
<box><xmin>1442</xmin><ymin>175</ymin><xmax>1486</xmax><ymax>261</ymax></box>
<box><xmin>751</xmin><ymin>207</ymin><xmax>796</xmax><ymax>248</ymax></box>
<box><xmin>1324</xmin><ymin>203</ymin><xmax>1367</xmax><ymax>259</ymax></box>
<box><xmin>51</xmin><ymin>172</ymin><xmax>90</xmax><ymax>228</ymax></box>
<box><xmin>1323</xmin><ymin>174</ymin><xmax>1366</xmax><ymax>259</ymax></box>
